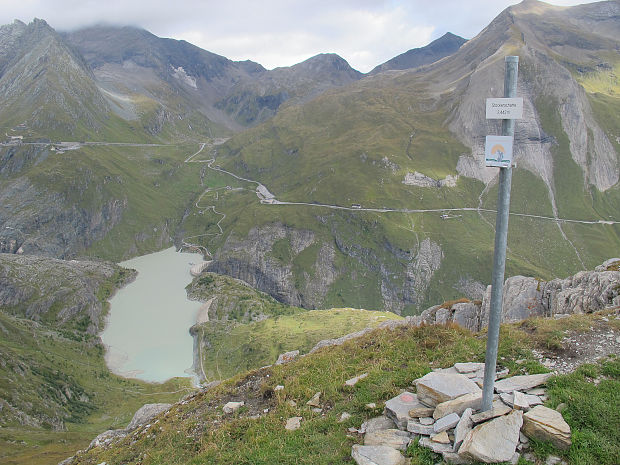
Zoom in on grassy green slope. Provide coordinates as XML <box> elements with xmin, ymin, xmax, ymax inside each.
<box><xmin>2</xmin><ymin>143</ymin><xmax>212</xmax><ymax>261</ymax></box>
<box><xmin>187</xmin><ymin>272</ymin><xmax>305</xmax><ymax>322</ymax></box>
<box><xmin>180</xmin><ymin>65</ymin><xmax>619</xmax><ymax>313</ymax></box>
<box><xmin>67</xmin><ymin>311</ymin><xmax>620</xmax><ymax>465</ymax></box>
<box><xmin>195</xmin><ymin>308</ymin><xmax>402</xmax><ymax>381</ymax></box>
<box><xmin>0</xmin><ymin>265</ymin><xmax>195</xmax><ymax>465</ymax></box>
<box><xmin>180</xmin><ymin>78</ymin><xmax>504</xmax><ymax>312</ymax></box>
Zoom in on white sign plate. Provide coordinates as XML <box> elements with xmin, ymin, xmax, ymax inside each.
<box><xmin>486</xmin><ymin>98</ymin><xmax>523</xmax><ymax>119</ymax></box>
<box><xmin>485</xmin><ymin>135</ymin><xmax>513</xmax><ymax>168</ymax></box>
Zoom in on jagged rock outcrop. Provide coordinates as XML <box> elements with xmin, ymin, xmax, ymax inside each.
<box><xmin>207</xmin><ymin>223</ymin><xmax>319</xmax><ymax>307</ymax></box>
<box><xmin>403</xmin><ymin>172</ymin><xmax>458</xmax><ymax>188</ymax></box>
<box><xmin>0</xmin><ymin>254</ymin><xmax>132</xmax><ymax>332</ymax></box>
<box><xmin>0</xmin><ymin>169</ymin><xmax>130</xmax><ymax>258</ymax></box>
<box><xmin>419</xmin><ymin>259</ymin><xmax>620</xmax><ymax>332</ymax></box>
<box><xmin>85</xmin><ymin>403</ymin><xmax>171</xmax><ymax>452</ymax></box>
<box><xmin>208</xmin><ymin>222</ymin><xmax>443</xmax><ymax>313</ymax></box>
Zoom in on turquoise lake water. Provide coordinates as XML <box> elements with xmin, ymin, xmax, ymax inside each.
<box><xmin>101</xmin><ymin>247</ymin><xmax>205</xmax><ymax>383</ymax></box>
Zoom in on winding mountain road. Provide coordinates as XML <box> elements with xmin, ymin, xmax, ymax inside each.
<box><xmin>179</xmin><ymin>142</ymin><xmax>619</xmax><ymax>255</ymax></box>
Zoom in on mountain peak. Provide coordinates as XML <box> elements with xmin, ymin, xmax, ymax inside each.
<box><xmin>291</xmin><ymin>53</ymin><xmax>357</xmax><ymax>72</ymax></box>
<box><xmin>369</xmin><ymin>32</ymin><xmax>467</xmax><ymax>75</ymax></box>
<box><xmin>287</xmin><ymin>53</ymin><xmax>362</xmax><ymax>79</ymax></box>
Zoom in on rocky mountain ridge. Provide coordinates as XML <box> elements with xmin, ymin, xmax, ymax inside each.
<box><xmin>369</xmin><ymin>32</ymin><xmax>467</xmax><ymax>75</ymax></box>
<box><xmin>418</xmin><ymin>258</ymin><xmax>620</xmax><ymax>332</ymax></box>
<box><xmin>62</xmin><ymin>24</ymin><xmax>364</xmax><ymax>131</ymax></box>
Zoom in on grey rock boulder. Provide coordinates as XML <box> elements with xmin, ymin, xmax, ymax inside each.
<box><xmin>88</xmin><ymin>428</ymin><xmax>127</xmax><ymax>449</ymax></box>
<box><xmin>494</xmin><ymin>373</ymin><xmax>553</xmax><ymax>393</ymax></box>
<box><xmin>223</xmin><ymin>401</ymin><xmax>244</xmax><ymax>414</ymax></box>
<box><xmin>126</xmin><ymin>403</ymin><xmax>171</xmax><ymax>430</ymax></box>
<box><xmin>364</xmin><ymin>429</ymin><xmax>412</xmax><ymax>451</ymax></box>
<box><xmin>415</xmin><ymin>372</ymin><xmax>481</xmax><ymax>407</ymax></box>
<box><xmin>458</xmin><ymin>410</ymin><xmax>523</xmax><ymax>463</ymax></box>
<box><xmin>351</xmin><ymin>444</ymin><xmax>407</xmax><ymax>465</ymax></box>
<box><xmin>481</xmin><ymin>276</ymin><xmax>546</xmax><ymax>328</ymax></box>
<box><xmin>275</xmin><ymin>350</ymin><xmax>300</xmax><ymax>365</ymax></box>
<box><xmin>522</xmin><ymin>406</ymin><xmax>572</xmax><ymax>450</ymax></box>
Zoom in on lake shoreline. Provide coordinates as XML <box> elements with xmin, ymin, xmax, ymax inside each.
<box><xmin>101</xmin><ymin>247</ymin><xmax>206</xmax><ymax>383</ymax></box>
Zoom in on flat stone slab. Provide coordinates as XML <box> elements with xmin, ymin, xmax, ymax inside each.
<box><xmin>352</xmin><ymin>444</ymin><xmax>407</xmax><ymax>465</ymax></box>
<box><xmin>458</xmin><ymin>410</ymin><xmax>523</xmax><ymax>463</ymax></box>
<box><xmin>360</xmin><ymin>415</ymin><xmax>396</xmax><ymax>434</ymax></box>
<box><xmin>523</xmin><ymin>406</ymin><xmax>571</xmax><ymax>450</ymax></box>
<box><xmin>384</xmin><ymin>392</ymin><xmax>425</xmax><ymax>429</ymax></box>
<box><xmin>419</xmin><ymin>437</ymin><xmax>454</xmax><ymax>454</ymax></box>
<box><xmin>433</xmin><ymin>392</ymin><xmax>482</xmax><ymax>419</ymax></box>
<box><xmin>407</xmin><ymin>420</ymin><xmax>435</xmax><ymax>435</ymax></box>
<box><xmin>525</xmin><ymin>394</ymin><xmax>543</xmax><ymax>407</ymax></box>
<box><xmin>127</xmin><ymin>403</ymin><xmax>171</xmax><ymax>430</ymax></box>
<box><xmin>454</xmin><ymin>362</ymin><xmax>485</xmax><ymax>374</ymax></box>
<box><xmin>415</xmin><ymin>372</ymin><xmax>481</xmax><ymax>407</ymax></box>
<box><xmin>285</xmin><ymin>416</ymin><xmax>302</xmax><ymax>431</ymax></box>
<box><xmin>470</xmin><ymin>402</ymin><xmax>512</xmax><ymax>424</ymax></box>
<box><xmin>345</xmin><ymin>373</ymin><xmax>369</xmax><ymax>387</ymax></box>
<box><xmin>434</xmin><ymin>412</ymin><xmax>460</xmax><ymax>433</ymax></box>
<box><xmin>453</xmin><ymin>408</ymin><xmax>473</xmax><ymax>452</ymax></box>
<box><xmin>513</xmin><ymin>390</ymin><xmax>530</xmax><ymax>410</ymax></box>
<box><xmin>364</xmin><ymin>429</ymin><xmax>411</xmax><ymax>451</ymax></box>
<box><xmin>408</xmin><ymin>405</ymin><xmax>435</xmax><ymax>418</ymax></box>
<box><xmin>526</xmin><ymin>388</ymin><xmax>547</xmax><ymax>396</ymax></box>
<box><xmin>495</xmin><ymin>373</ymin><xmax>553</xmax><ymax>393</ymax></box>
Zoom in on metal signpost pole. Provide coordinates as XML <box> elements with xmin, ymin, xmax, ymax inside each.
<box><xmin>481</xmin><ymin>56</ymin><xmax>519</xmax><ymax>411</ymax></box>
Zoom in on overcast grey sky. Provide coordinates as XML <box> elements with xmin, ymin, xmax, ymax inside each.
<box><xmin>0</xmin><ymin>0</ymin><xmax>601</xmax><ymax>72</ymax></box>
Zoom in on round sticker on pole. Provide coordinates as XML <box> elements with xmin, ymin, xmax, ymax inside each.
<box><xmin>485</xmin><ymin>135</ymin><xmax>513</xmax><ymax>168</ymax></box>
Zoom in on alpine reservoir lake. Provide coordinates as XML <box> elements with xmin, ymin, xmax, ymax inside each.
<box><xmin>102</xmin><ymin>247</ymin><xmax>205</xmax><ymax>383</ymax></box>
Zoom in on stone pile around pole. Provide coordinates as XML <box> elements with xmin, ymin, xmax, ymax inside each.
<box><xmin>351</xmin><ymin>362</ymin><xmax>571</xmax><ymax>465</ymax></box>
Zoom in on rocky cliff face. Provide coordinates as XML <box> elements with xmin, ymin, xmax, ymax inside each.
<box><xmin>419</xmin><ymin>258</ymin><xmax>620</xmax><ymax>332</ymax></box>
<box><xmin>446</xmin><ymin>0</ymin><xmax>619</xmax><ymax>192</ymax></box>
<box><xmin>0</xmin><ymin>254</ymin><xmax>132</xmax><ymax>333</ymax></box>
<box><xmin>207</xmin><ymin>222</ymin><xmax>443</xmax><ymax>314</ymax></box>
<box><xmin>207</xmin><ymin>223</ymin><xmax>322</xmax><ymax>307</ymax></box>
<box><xmin>186</xmin><ymin>271</ymin><xmax>301</xmax><ymax>323</ymax></box>
<box><xmin>0</xmin><ymin>173</ymin><xmax>128</xmax><ymax>257</ymax></box>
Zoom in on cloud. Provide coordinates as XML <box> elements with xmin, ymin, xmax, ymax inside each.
<box><xmin>0</xmin><ymin>0</ymin><xmax>601</xmax><ymax>73</ymax></box>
